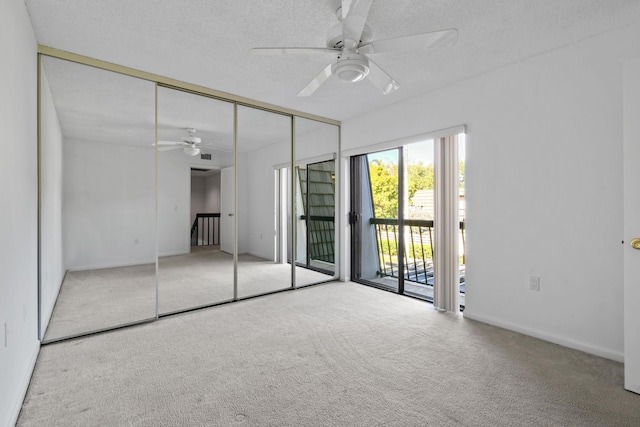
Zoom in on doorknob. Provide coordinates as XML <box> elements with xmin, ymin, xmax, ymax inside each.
<box><xmin>632</xmin><ymin>238</ymin><xmax>640</xmax><ymax>250</ymax></box>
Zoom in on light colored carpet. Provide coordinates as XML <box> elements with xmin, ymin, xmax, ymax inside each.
<box><xmin>44</xmin><ymin>247</ymin><xmax>332</xmax><ymax>341</ymax></box>
<box><xmin>158</xmin><ymin>247</ymin><xmax>332</xmax><ymax>314</ymax></box>
<box><xmin>23</xmin><ymin>282</ymin><xmax>640</xmax><ymax>426</ymax></box>
<box><xmin>43</xmin><ymin>264</ymin><xmax>157</xmax><ymax>341</ymax></box>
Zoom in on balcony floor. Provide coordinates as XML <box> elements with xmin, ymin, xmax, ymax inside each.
<box><xmin>368</xmin><ymin>276</ymin><xmax>466</xmax><ymax>307</ymax></box>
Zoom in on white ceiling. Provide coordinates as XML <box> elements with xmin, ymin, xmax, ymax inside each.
<box><xmin>27</xmin><ymin>0</ymin><xmax>640</xmax><ymax>122</ymax></box>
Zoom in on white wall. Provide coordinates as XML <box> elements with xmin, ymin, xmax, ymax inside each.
<box><xmin>0</xmin><ymin>1</ymin><xmax>40</xmax><ymax>425</ymax></box>
<box><xmin>246</xmin><ymin>141</ymin><xmax>289</xmax><ymax>259</ymax></box>
<box><xmin>342</xmin><ymin>22</ymin><xmax>640</xmax><ymax>361</ymax></box>
<box><xmin>158</xmin><ymin>150</ymin><xmax>189</xmax><ymax>256</ymax></box>
<box><xmin>39</xmin><ymin>67</ymin><xmax>64</xmax><ymax>334</ymax></box>
<box><xmin>63</xmin><ymin>139</ymin><xmax>156</xmax><ymax>270</ymax></box>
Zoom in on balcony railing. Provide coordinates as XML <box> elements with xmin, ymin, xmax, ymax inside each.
<box><xmin>370</xmin><ymin>218</ymin><xmax>465</xmax><ymax>291</ymax></box>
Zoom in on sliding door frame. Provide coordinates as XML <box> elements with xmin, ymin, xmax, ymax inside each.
<box><xmin>345</xmin><ymin>126</ymin><xmax>466</xmax><ymax>312</ymax></box>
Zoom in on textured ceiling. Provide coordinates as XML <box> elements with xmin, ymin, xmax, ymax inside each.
<box><xmin>27</xmin><ymin>0</ymin><xmax>640</xmax><ymax>121</ymax></box>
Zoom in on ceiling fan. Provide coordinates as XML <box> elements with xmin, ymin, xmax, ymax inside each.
<box><xmin>250</xmin><ymin>0</ymin><xmax>458</xmax><ymax>97</ymax></box>
<box><xmin>156</xmin><ymin>128</ymin><xmax>211</xmax><ymax>156</ymax></box>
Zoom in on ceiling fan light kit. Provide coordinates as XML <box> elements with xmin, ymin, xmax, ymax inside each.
<box><xmin>332</xmin><ymin>54</ymin><xmax>369</xmax><ymax>82</ymax></box>
<box><xmin>250</xmin><ymin>0</ymin><xmax>458</xmax><ymax>97</ymax></box>
<box><xmin>182</xmin><ymin>146</ymin><xmax>201</xmax><ymax>156</ymax></box>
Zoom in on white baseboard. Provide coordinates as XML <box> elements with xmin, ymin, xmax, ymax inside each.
<box><xmin>159</xmin><ymin>250</ymin><xmax>189</xmax><ymax>258</ymax></box>
<box><xmin>40</xmin><ymin>271</ymin><xmax>67</xmax><ymax>339</ymax></box>
<box><xmin>8</xmin><ymin>343</ymin><xmax>40</xmax><ymax>427</ymax></box>
<box><xmin>463</xmin><ymin>311</ymin><xmax>624</xmax><ymax>363</ymax></box>
<box><xmin>68</xmin><ymin>259</ymin><xmax>157</xmax><ymax>272</ymax></box>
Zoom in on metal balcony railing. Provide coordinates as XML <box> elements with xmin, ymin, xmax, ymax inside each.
<box><xmin>370</xmin><ymin>218</ymin><xmax>465</xmax><ymax>290</ymax></box>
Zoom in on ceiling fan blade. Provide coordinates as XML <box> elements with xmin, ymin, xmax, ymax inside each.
<box><xmin>157</xmin><ymin>140</ymin><xmax>186</xmax><ymax>146</ymax></box>
<box><xmin>297</xmin><ymin>63</ymin><xmax>333</xmax><ymax>97</ymax></box>
<box><xmin>251</xmin><ymin>47</ymin><xmax>340</xmax><ymax>55</ymax></box>
<box><xmin>359</xmin><ymin>28</ymin><xmax>458</xmax><ymax>54</ymax></box>
<box><xmin>157</xmin><ymin>145</ymin><xmax>182</xmax><ymax>152</ymax></box>
<box><xmin>367</xmin><ymin>58</ymin><xmax>399</xmax><ymax>95</ymax></box>
<box><xmin>342</xmin><ymin>0</ymin><xmax>373</xmax><ymax>50</ymax></box>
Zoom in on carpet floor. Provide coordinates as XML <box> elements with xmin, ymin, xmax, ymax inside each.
<box><xmin>22</xmin><ymin>282</ymin><xmax>640</xmax><ymax>426</ymax></box>
<box><xmin>44</xmin><ymin>247</ymin><xmax>331</xmax><ymax>341</ymax></box>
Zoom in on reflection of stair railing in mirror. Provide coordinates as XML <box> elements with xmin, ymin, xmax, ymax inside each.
<box><xmin>190</xmin><ymin>213</ymin><xmax>221</xmax><ymax>246</ymax></box>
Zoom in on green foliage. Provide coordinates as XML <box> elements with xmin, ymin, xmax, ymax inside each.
<box><xmin>408</xmin><ymin>163</ymin><xmax>434</xmax><ymax>200</ymax></box>
<box><xmin>408</xmin><ymin>242</ymin><xmax>433</xmax><ymax>260</ymax></box>
<box><xmin>378</xmin><ymin>239</ymin><xmax>398</xmax><ymax>256</ymax></box>
<box><xmin>367</xmin><ymin>158</ymin><xmax>465</xmax><ymax>218</ymax></box>
<box><xmin>377</xmin><ymin>239</ymin><xmax>433</xmax><ymax>260</ymax></box>
<box><xmin>368</xmin><ymin>159</ymin><xmax>398</xmax><ymax>218</ymax></box>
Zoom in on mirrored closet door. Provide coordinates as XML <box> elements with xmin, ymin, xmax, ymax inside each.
<box><xmin>39</xmin><ymin>53</ymin><xmax>341</xmax><ymax>342</ymax></box>
<box><xmin>39</xmin><ymin>56</ymin><xmax>157</xmax><ymax>342</ymax></box>
<box><xmin>236</xmin><ymin>105</ymin><xmax>293</xmax><ymax>298</ymax></box>
<box><xmin>294</xmin><ymin>117</ymin><xmax>339</xmax><ymax>286</ymax></box>
<box><xmin>156</xmin><ymin>87</ymin><xmax>235</xmax><ymax>314</ymax></box>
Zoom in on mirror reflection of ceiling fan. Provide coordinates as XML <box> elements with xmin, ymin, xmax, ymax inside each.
<box><xmin>251</xmin><ymin>0</ymin><xmax>458</xmax><ymax>97</ymax></box>
<box><xmin>156</xmin><ymin>128</ymin><xmax>212</xmax><ymax>156</ymax></box>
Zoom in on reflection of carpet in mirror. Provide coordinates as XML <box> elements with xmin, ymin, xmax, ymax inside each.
<box><xmin>158</xmin><ymin>246</ymin><xmax>332</xmax><ymax>315</ymax></box>
<box><xmin>44</xmin><ymin>263</ymin><xmax>156</xmax><ymax>342</ymax></box>
<box><xmin>44</xmin><ymin>246</ymin><xmax>333</xmax><ymax>341</ymax></box>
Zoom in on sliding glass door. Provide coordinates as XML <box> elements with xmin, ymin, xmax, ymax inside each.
<box><xmin>350</xmin><ymin>133</ymin><xmax>465</xmax><ymax>311</ymax></box>
<box><xmin>351</xmin><ymin>148</ymin><xmax>401</xmax><ymax>292</ymax></box>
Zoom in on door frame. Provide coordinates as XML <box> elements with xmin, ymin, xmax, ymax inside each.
<box><xmin>623</xmin><ymin>57</ymin><xmax>640</xmax><ymax>394</ymax></box>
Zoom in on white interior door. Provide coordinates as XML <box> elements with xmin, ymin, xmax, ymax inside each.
<box><xmin>623</xmin><ymin>58</ymin><xmax>640</xmax><ymax>394</ymax></box>
<box><xmin>220</xmin><ymin>166</ymin><xmax>234</xmax><ymax>254</ymax></box>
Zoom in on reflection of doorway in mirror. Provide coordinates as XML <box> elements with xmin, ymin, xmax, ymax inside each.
<box><xmin>190</xmin><ymin>168</ymin><xmax>221</xmax><ymax>249</ymax></box>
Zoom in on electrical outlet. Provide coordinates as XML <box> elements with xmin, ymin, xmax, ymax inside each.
<box><xmin>529</xmin><ymin>276</ymin><xmax>540</xmax><ymax>291</ymax></box>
